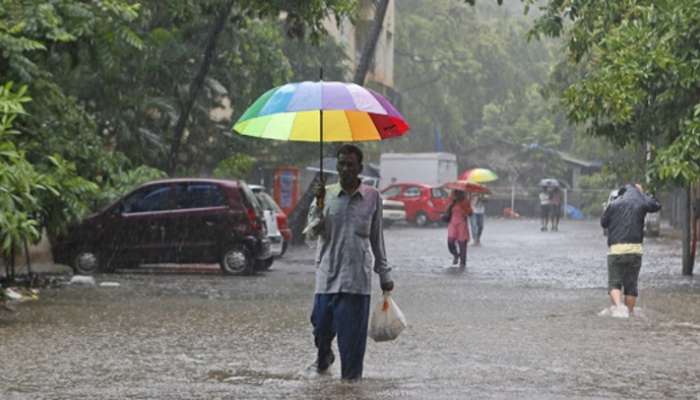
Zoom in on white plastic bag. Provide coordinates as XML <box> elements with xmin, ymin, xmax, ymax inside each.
<box><xmin>368</xmin><ymin>293</ymin><xmax>407</xmax><ymax>342</ymax></box>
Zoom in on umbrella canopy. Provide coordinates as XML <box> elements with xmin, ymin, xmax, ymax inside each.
<box><xmin>444</xmin><ymin>180</ymin><xmax>491</xmax><ymax>194</ymax></box>
<box><xmin>459</xmin><ymin>168</ymin><xmax>498</xmax><ymax>183</ymax></box>
<box><xmin>233</xmin><ymin>81</ymin><xmax>409</xmax><ymax>141</ymax></box>
<box><xmin>539</xmin><ymin>178</ymin><xmax>560</xmax><ymax>188</ymax></box>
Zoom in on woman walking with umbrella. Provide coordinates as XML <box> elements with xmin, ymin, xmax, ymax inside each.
<box><xmin>446</xmin><ymin>190</ymin><xmax>473</xmax><ymax>270</ymax></box>
<box><xmin>443</xmin><ymin>181</ymin><xmax>488</xmax><ymax>268</ymax></box>
<box><xmin>447</xmin><ymin>184</ymin><xmax>472</xmax><ymax>271</ymax></box>
<box><xmin>459</xmin><ymin>168</ymin><xmax>497</xmax><ymax>245</ymax></box>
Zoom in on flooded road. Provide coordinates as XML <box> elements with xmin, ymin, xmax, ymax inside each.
<box><xmin>2</xmin><ymin>219</ymin><xmax>700</xmax><ymax>399</ymax></box>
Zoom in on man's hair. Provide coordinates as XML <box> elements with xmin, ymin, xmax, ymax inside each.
<box><xmin>336</xmin><ymin>144</ymin><xmax>363</xmax><ymax>164</ymax></box>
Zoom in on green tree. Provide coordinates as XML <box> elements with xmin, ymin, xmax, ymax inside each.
<box><xmin>32</xmin><ymin>0</ymin><xmax>355</xmax><ymax>176</ymax></box>
<box><xmin>213</xmin><ymin>154</ymin><xmax>256</xmax><ymax>179</ymax></box>
<box><xmin>393</xmin><ymin>0</ymin><xmax>570</xmax><ymax>185</ymax></box>
<box><xmin>529</xmin><ymin>0</ymin><xmax>700</xmax><ymax>185</ymax></box>
<box><xmin>0</xmin><ymin>82</ymin><xmax>97</xmax><ymax>263</ymax></box>
<box><xmin>0</xmin><ymin>0</ymin><xmax>144</xmax><ymax>187</ymax></box>
<box><xmin>0</xmin><ymin>0</ymin><xmax>356</xmax><ymax>240</ymax></box>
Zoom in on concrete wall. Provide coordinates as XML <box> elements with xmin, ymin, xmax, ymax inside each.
<box><xmin>0</xmin><ymin>230</ymin><xmax>58</xmax><ymax>277</ymax></box>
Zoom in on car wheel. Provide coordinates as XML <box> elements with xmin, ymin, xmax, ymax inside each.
<box><xmin>415</xmin><ymin>212</ymin><xmax>429</xmax><ymax>227</ymax></box>
<box><xmin>220</xmin><ymin>246</ymin><xmax>253</xmax><ymax>275</ymax></box>
<box><xmin>73</xmin><ymin>249</ymin><xmax>99</xmax><ymax>275</ymax></box>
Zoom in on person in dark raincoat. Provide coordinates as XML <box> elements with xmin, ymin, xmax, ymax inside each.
<box><xmin>600</xmin><ymin>184</ymin><xmax>661</xmax><ymax>317</ymax></box>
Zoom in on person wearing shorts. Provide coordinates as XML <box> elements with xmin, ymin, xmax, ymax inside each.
<box><xmin>601</xmin><ymin>184</ymin><xmax>661</xmax><ymax>317</ymax></box>
<box><xmin>608</xmin><ymin>252</ymin><xmax>642</xmax><ymax>298</ymax></box>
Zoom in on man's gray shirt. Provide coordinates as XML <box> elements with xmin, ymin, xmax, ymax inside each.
<box><xmin>308</xmin><ymin>183</ymin><xmax>391</xmax><ymax>295</ymax></box>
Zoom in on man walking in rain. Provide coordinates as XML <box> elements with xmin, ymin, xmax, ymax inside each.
<box><xmin>305</xmin><ymin>144</ymin><xmax>394</xmax><ymax>380</ymax></box>
<box><xmin>600</xmin><ymin>184</ymin><xmax>661</xmax><ymax>318</ymax></box>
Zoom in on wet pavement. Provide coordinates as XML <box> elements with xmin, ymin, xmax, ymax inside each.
<box><xmin>2</xmin><ymin>219</ymin><xmax>700</xmax><ymax>399</ymax></box>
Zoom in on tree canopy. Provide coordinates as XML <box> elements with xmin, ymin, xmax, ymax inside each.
<box><xmin>530</xmin><ymin>0</ymin><xmax>700</xmax><ymax>185</ymax></box>
<box><xmin>0</xmin><ymin>0</ymin><xmax>355</xmax><ymax>259</ymax></box>
<box><xmin>390</xmin><ymin>0</ymin><xmax>574</xmax><ymax>187</ymax></box>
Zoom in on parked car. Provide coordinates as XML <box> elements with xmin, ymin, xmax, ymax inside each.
<box><xmin>382</xmin><ymin>198</ymin><xmax>406</xmax><ymax>227</ymax></box>
<box><xmin>602</xmin><ymin>188</ymin><xmax>660</xmax><ymax>237</ymax></box>
<box><xmin>381</xmin><ymin>183</ymin><xmax>450</xmax><ymax>226</ymax></box>
<box><xmin>249</xmin><ymin>184</ymin><xmax>292</xmax><ymax>257</ymax></box>
<box><xmin>52</xmin><ymin>178</ymin><xmax>273</xmax><ymax>275</ymax></box>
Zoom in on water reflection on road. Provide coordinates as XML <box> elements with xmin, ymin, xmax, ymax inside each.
<box><xmin>2</xmin><ymin>219</ymin><xmax>700</xmax><ymax>399</ymax></box>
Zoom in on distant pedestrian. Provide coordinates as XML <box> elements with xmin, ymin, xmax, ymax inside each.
<box><xmin>549</xmin><ymin>187</ymin><xmax>562</xmax><ymax>232</ymax></box>
<box><xmin>470</xmin><ymin>193</ymin><xmax>486</xmax><ymax>246</ymax></box>
<box><xmin>539</xmin><ymin>188</ymin><xmax>551</xmax><ymax>231</ymax></box>
<box><xmin>305</xmin><ymin>144</ymin><xmax>394</xmax><ymax>380</ymax></box>
<box><xmin>600</xmin><ymin>183</ymin><xmax>661</xmax><ymax>318</ymax></box>
<box><xmin>446</xmin><ymin>190</ymin><xmax>473</xmax><ymax>269</ymax></box>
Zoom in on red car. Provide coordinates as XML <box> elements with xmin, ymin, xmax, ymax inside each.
<box><xmin>52</xmin><ymin>178</ymin><xmax>273</xmax><ymax>275</ymax></box>
<box><xmin>381</xmin><ymin>183</ymin><xmax>450</xmax><ymax>226</ymax></box>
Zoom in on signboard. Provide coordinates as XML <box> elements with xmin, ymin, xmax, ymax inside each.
<box><xmin>274</xmin><ymin>166</ymin><xmax>300</xmax><ymax>215</ymax></box>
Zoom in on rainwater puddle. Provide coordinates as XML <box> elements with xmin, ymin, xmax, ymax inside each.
<box><xmin>2</xmin><ymin>220</ymin><xmax>700</xmax><ymax>399</ymax></box>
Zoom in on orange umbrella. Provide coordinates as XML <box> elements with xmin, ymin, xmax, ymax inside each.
<box><xmin>444</xmin><ymin>180</ymin><xmax>491</xmax><ymax>194</ymax></box>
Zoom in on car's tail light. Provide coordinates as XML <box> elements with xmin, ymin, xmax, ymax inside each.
<box><xmin>276</xmin><ymin>214</ymin><xmax>288</xmax><ymax>229</ymax></box>
<box><xmin>246</xmin><ymin>207</ymin><xmax>261</xmax><ymax>232</ymax></box>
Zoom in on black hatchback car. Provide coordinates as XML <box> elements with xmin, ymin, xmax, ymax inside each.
<box><xmin>52</xmin><ymin>178</ymin><xmax>272</xmax><ymax>275</ymax></box>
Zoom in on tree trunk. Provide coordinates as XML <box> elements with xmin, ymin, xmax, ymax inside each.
<box><xmin>682</xmin><ymin>184</ymin><xmax>696</xmax><ymax>275</ymax></box>
<box><xmin>166</xmin><ymin>0</ymin><xmax>234</xmax><ymax>175</ymax></box>
<box><xmin>353</xmin><ymin>0</ymin><xmax>390</xmax><ymax>85</ymax></box>
<box><xmin>288</xmin><ymin>0</ymin><xmax>391</xmax><ymax>243</ymax></box>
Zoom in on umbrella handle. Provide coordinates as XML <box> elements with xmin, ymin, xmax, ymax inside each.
<box><xmin>318</xmin><ymin>66</ymin><xmax>324</xmax><ymax>209</ymax></box>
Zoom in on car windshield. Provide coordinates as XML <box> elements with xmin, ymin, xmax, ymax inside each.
<box><xmin>432</xmin><ymin>187</ymin><xmax>448</xmax><ymax>198</ymax></box>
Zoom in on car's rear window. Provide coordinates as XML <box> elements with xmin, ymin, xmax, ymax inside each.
<box><xmin>239</xmin><ymin>182</ymin><xmax>264</xmax><ymax>214</ymax></box>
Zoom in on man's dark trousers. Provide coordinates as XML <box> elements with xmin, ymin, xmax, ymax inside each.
<box><xmin>311</xmin><ymin>293</ymin><xmax>371</xmax><ymax>380</ymax></box>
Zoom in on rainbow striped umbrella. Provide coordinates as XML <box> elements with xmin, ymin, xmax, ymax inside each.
<box><xmin>233</xmin><ymin>81</ymin><xmax>409</xmax><ymax>143</ymax></box>
<box><xmin>234</xmin><ymin>80</ymin><xmax>409</xmax><ymax>208</ymax></box>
